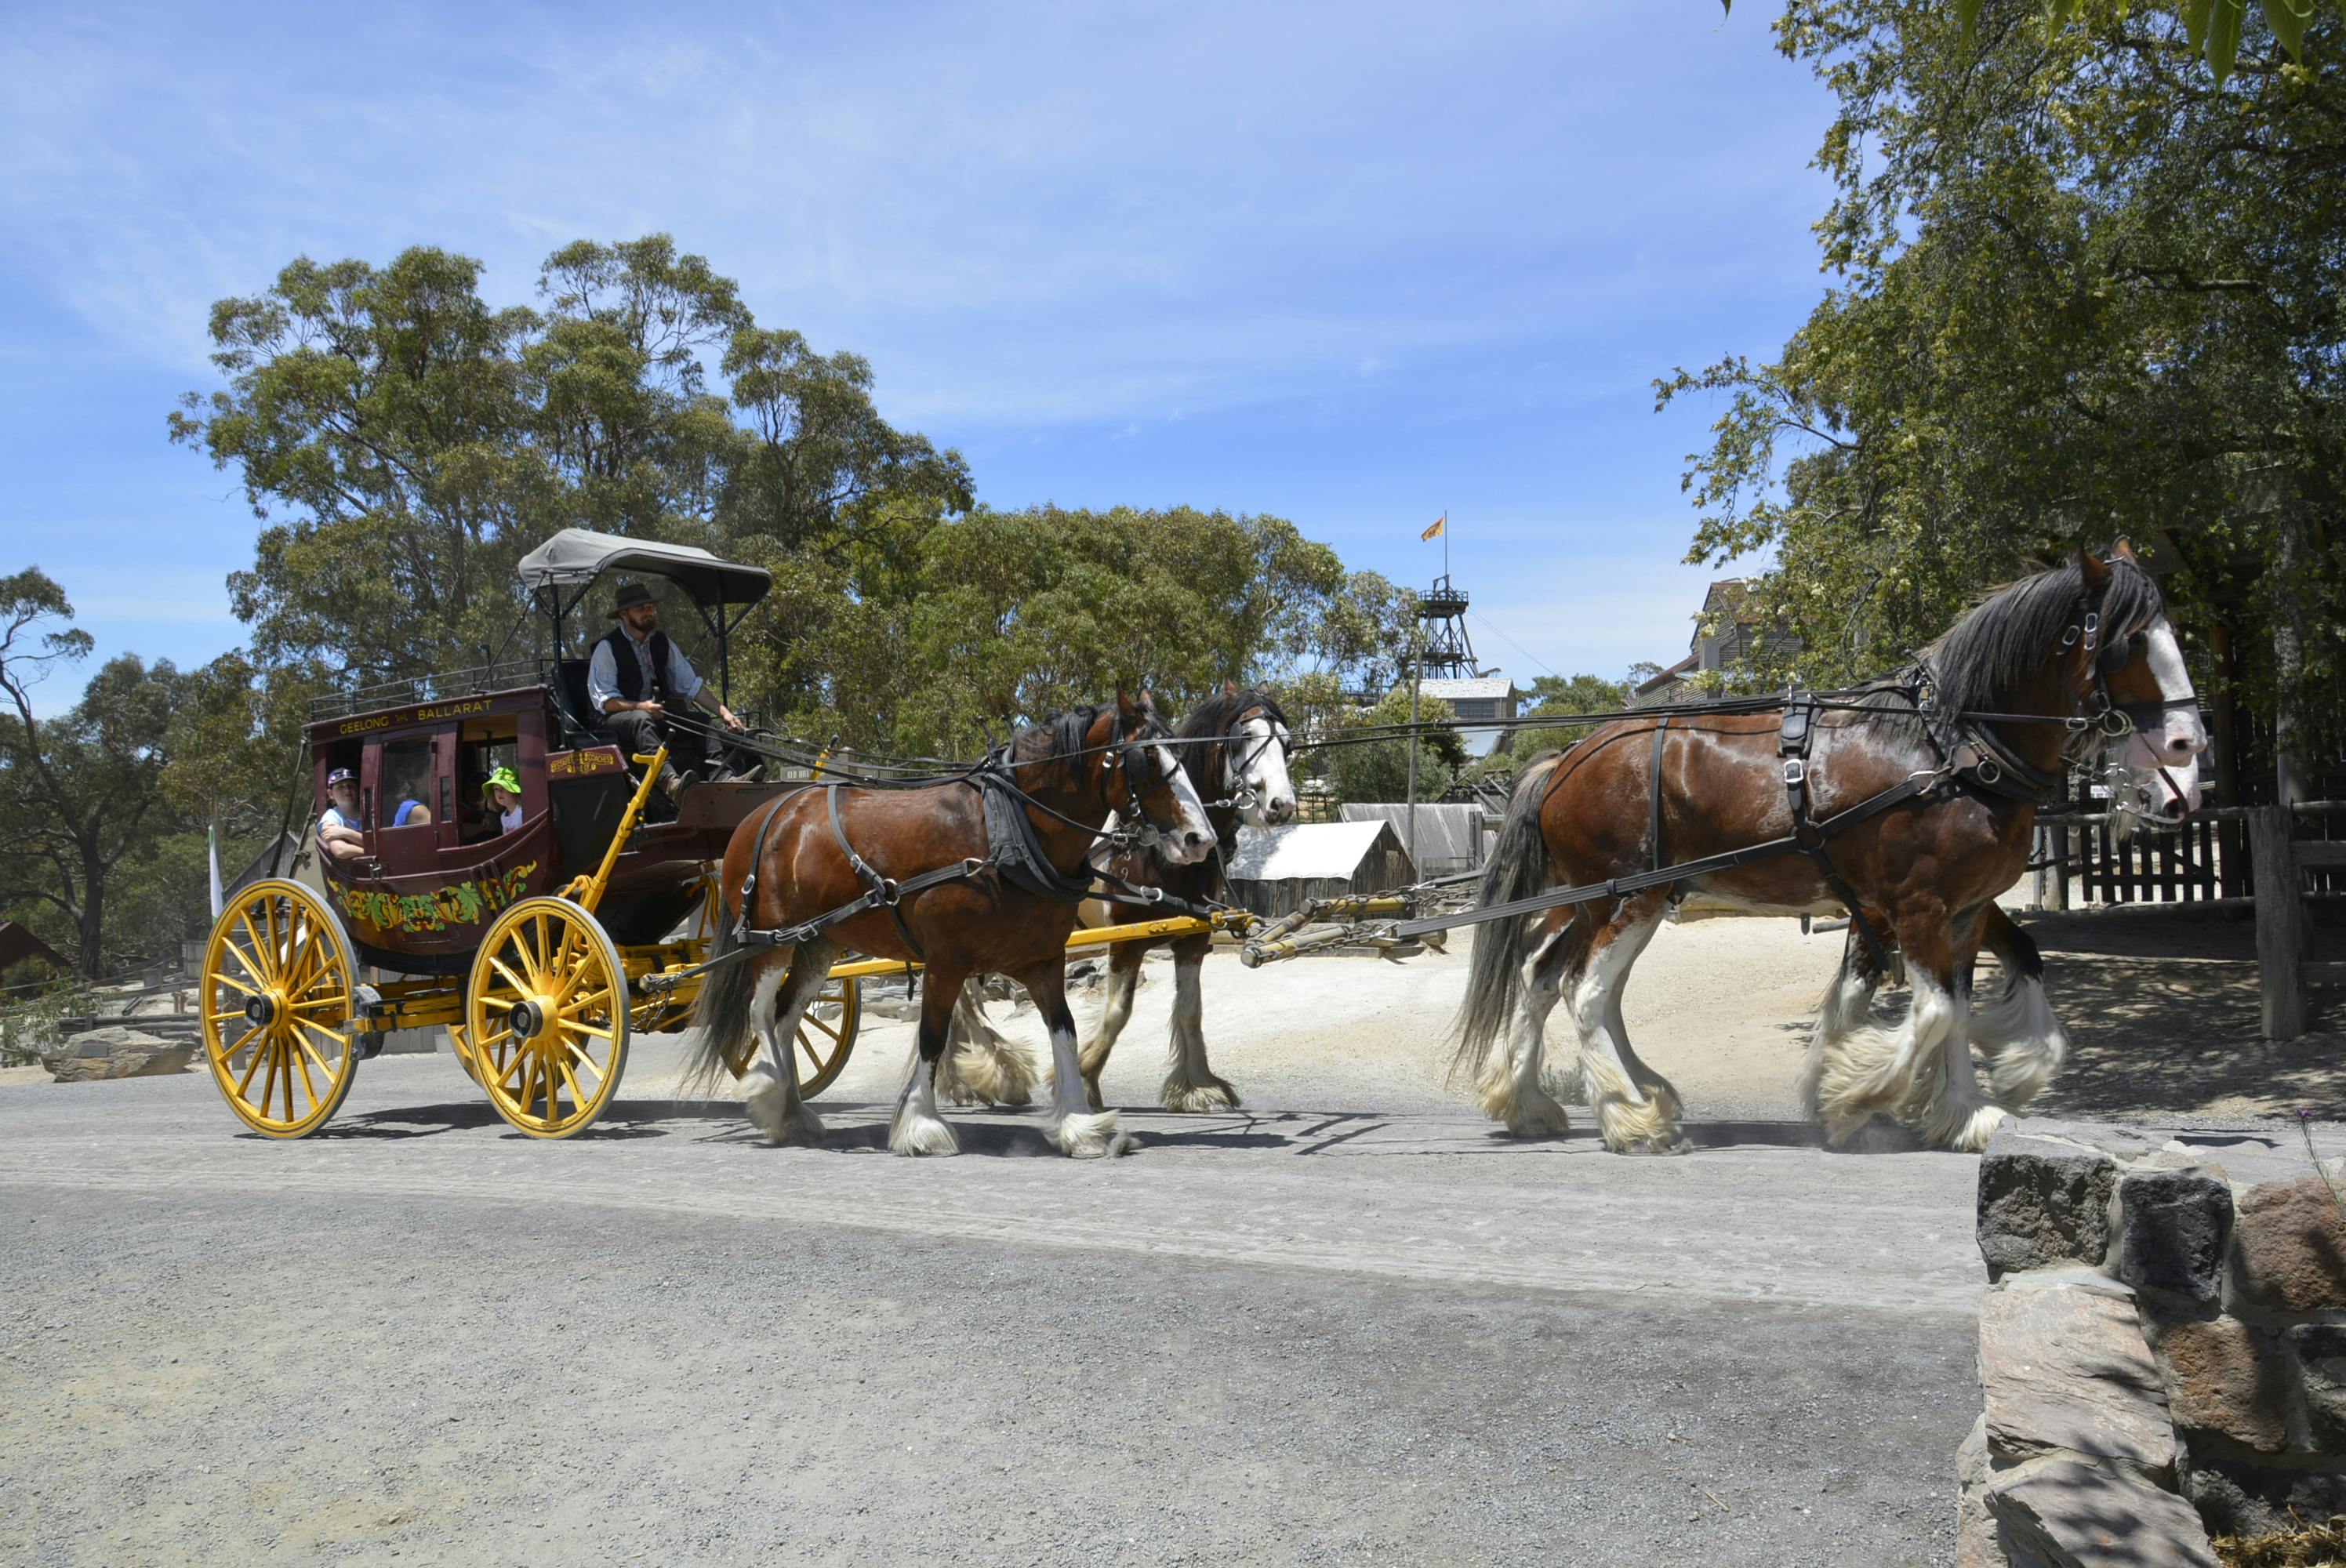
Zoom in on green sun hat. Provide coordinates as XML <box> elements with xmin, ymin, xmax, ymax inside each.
<box><xmin>484</xmin><ymin>765</ymin><xmax>522</xmax><ymax>800</ymax></box>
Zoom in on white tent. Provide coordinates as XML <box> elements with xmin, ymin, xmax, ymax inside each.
<box><xmin>1225</xmin><ymin>820</ymin><xmax>1418</xmax><ymax>916</ymax></box>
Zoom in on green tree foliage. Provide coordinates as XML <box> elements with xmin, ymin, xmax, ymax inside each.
<box><xmin>168</xmin><ymin>235</ymin><xmax>971</xmax><ymax>686</ymax></box>
<box><xmin>0</xmin><ymin>572</ymin><xmax>194</xmax><ymax>976</ymax></box>
<box><xmin>1661</xmin><ymin>2</ymin><xmax>2344</xmax><ymax>761</ymax></box>
<box><xmin>1509</xmin><ymin>673</ymin><xmax>1633</xmax><ymax>760</ymax></box>
<box><xmin>1327</xmin><ymin>688</ymin><xmax>1467</xmax><ymax>806</ymax></box>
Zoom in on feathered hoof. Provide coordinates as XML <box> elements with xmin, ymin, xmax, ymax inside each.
<box><xmin>1051</xmin><ymin>1110</ymin><xmax>1136</xmax><ymax>1159</ymax></box>
<box><xmin>1160</xmin><ymin>1076</ymin><xmax>1240</xmax><ymax>1114</ymax></box>
<box><xmin>743</xmin><ymin>1063</ymin><xmax>825</xmax><ymax>1145</ymax></box>
<box><xmin>1921</xmin><ymin>1102</ymin><xmax>2008</xmax><ymax>1154</ymax></box>
<box><xmin>1484</xmin><ymin>1080</ymin><xmax>1571</xmax><ymax>1137</ymax></box>
<box><xmin>947</xmin><ymin>1040</ymin><xmax>1037</xmax><ymax>1108</ymax></box>
<box><xmin>888</xmin><ymin>1106</ymin><xmax>961</xmax><ymax>1157</ymax></box>
<box><xmin>1596</xmin><ymin>1096</ymin><xmax>1686</xmax><ymax>1155</ymax></box>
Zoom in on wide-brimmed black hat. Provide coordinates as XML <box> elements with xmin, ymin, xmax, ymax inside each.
<box><xmin>608</xmin><ymin>581</ymin><xmax>656</xmax><ymax>617</ymax></box>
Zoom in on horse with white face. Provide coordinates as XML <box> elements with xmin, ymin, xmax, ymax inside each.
<box><xmin>939</xmin><ymin>684</ymin><xmax>1298</xmax><ymax>1112</ymax></box>
<box><xmin>1456</xmin><ymin>543</ymin><xmax>2205</xmax><ymax>1154</ymax></box>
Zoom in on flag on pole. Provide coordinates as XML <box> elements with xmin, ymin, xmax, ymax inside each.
<box><xmin>208</xmin><ymin>822</ymin><xmax>224</xmax><ymax>920</ymax></box>
<box><xmin>1421</xmin><ymin>514</ymin><xmax>1445</xmax><ymax>541</ymax></box>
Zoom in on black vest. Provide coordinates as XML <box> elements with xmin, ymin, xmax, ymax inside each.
<box><xmin>601</xmin><ymin>626</ymin><xmax>674</xmax><ymax>705</ymax></box>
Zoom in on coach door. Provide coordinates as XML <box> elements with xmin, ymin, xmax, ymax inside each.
<box><xmin>363</xmin><ymin>726</ymin><xmax>456</xmax><ymax>877</ymax></box>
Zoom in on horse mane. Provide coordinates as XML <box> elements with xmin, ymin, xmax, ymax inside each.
<box><xmin>1008</xmin><ymin>705</ymin><xmax>1107</xmax><ymax>767</ymax></box>
<box><xmin>1919</xmin><ymin>554</ymin><xmax>2166</xmax><ymax>717</ymax></box>
<box><xmin>1175</xmin><ymin>686</ymin><xmax>1290</xmax><ymax>789</ymax></box>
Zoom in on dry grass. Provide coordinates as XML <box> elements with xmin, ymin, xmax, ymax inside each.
<box><xmin>2217</xmin><ymin>1517</ymin><xmax>2346</xmax><ymax>1567</ymax></box>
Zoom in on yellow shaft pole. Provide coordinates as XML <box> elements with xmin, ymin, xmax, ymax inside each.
<box><xmin>572</xmin><ymin>744</ymin><xmax>668</xmax><ymax>915</ymax></box>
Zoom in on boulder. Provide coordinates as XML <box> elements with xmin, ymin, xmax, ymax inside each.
<box><xmin>1979</xmin><ymin>1131</ymin><xmax>2119</xmax><ymax>1275</ymax></box>
<box><xmin>39</xmin><ymin>1025</ymin><xmax>194</xmax><ymax>1083</ymax></box>
<box><xmin>2232</xmin><ymin>1175</ymin><xmax>2346</xmax><ymax>1314</ymax></box>
<box><xmin>1980</xmin><ymin>1283</ymin><xmax>2175</xmax><ymax>1477</ymax></box>
<box><xmin>2181</xmin><ymin>1449</ymin><xmax>2346</xmax><ymax>1541</ymax></box>
<box><xmin>1985</xmin><ymin>1457</ymin><xmax>2220</xmax><ymax>1568</ymax></box>
<box><xmin>2288</xmin><ymin>1323</ymin><xmax>2346</xmax><ymax>1451</ymax></box>
<box><xmin>2140</xmin><ymin>1308</ymin><xmax>2291</xmax><ymax>1454</ymax></box>
<box><xmin>2117</xmin><ymin>1167</ymin><xmax>2232</xmax><ymax>1305</ymax></box>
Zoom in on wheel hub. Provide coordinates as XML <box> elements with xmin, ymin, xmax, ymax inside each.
<box><xmin>507</xmin><ymin>999</ymin><xmax>545</xmax><ymax>1040</ymax></box>
<box><xmin>244</xmin><ymin>994</ymin><xmax>278</xmax><ymax>1029</ymax></box>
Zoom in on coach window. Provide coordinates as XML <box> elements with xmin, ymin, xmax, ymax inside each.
<box><xmin>378</xmin><ymin>736</ymin><xmax>441</xmax><ymax>831</ymax></box>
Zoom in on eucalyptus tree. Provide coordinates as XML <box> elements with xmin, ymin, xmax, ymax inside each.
<box><xmin>1662</xmin><ymin>1</ymin><xmax>2343</xmax><ymax>776</ymax></box>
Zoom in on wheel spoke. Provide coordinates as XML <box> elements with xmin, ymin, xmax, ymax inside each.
<box><xmin>556</xmin><ymin>1018</ymin><xmax>612</xmax><ymax>1041</ymax></box>
<box><xmin>290</xmin><ymin>1034</ymin><xmax>320</xmax><ymax>1112</ymax></box>
<box><xmin>235</xmin><ymin>1029</ymin><xmax>271</xmax><ymax>1094</ymax></box>
<box><xmin>295</xmin><ymin>1032</ymin><xmax>336</xmax><ymax>1080</ymax></box>
<box><xmin>556</xmin><ymin>1056</ymin><xmax>586</xmax><ymax>1109</ymax></box>
<box><xmin>234</xmin><ymin>913</ymin><xmax>270</xmax><ymax>981</ymax></box>
<box><xmin>207</xmin><ymin>1008</ymin><xmax>247</xmax><ymax>1024</ymax></box>
<box><xmin>561</xmin><ymin>983</ymin><xmax>612</xmax><ymax>1015</ymax></box>
<box><xmin>296</xmin><ymin>1018</ymin><xmax>348</xmax><ymax>1056</ymax></box>
<box><xmin>487</xmin><ymin>955</ymin><xmax>531</xmax><ymax>998</ymax></box>
<box><xmin>801</xmin><ymin>1014</ymin><xmax>842</xmax><ymax>1044</ymax></box>
<box><xmin>210</xmin><ymin>967</ymin><xmax>261</xmax><ymax>998</ymax></box>
<box><xmin>563</xmin><ymin>1041</ymin><xmax>605</xmax><ymax>1084</ymax></box>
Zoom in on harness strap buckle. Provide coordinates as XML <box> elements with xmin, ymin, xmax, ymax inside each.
<box><xmin>1781</xmin><ymin>758</ymin><xmax>1807</xmax><ymax>786</ymax></box>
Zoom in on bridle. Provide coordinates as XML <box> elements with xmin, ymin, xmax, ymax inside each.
<box><xmin>1099</xmin><ymin>722</ymin><xmax>1186</xmax><ymax>851</ymax></box>
<box><xmin>1204</xmin><ymin>699</ymin><xmax>1293</xmax><ymax>817</ymax></box>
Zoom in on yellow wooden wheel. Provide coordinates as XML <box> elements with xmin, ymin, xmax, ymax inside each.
<box><xmin>723</xmin><ymin>975</ymin><xmax>860</xmax><ymax>1098</ymax></box>
<box><xmin>466</xmin><ymin>897</ymin><xmax>629</xmax><ymax>1139</ymax></box>
<box><xmin>200</xmin><ymin>879</ymin><xmax>360</xmax><ymax>1138</ymax></box>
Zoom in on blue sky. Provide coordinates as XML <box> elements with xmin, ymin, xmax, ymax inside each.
<box><xmin>0</xmin><ymin>1</ymin><xmax>1836</xmax><ymax>714</ymax></box>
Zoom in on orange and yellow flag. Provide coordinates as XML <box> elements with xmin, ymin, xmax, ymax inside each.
<box><xmin>1421</xmin><ymin>514</ymin><xmax>1445</xmax><ymax>541</ymax></box>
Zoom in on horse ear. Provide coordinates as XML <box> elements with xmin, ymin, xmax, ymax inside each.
<box><xmin>2077</xmin><ymin>545</ymin><xmax>2110</xmax><ymax>590</ymax></box>
<box><xmin>2111</xmin><ymin>536</ymin><xmax>2138</xmax><ymax>564</ymax></box>
<box><xmin>1223</xmin><ymin>679</ymin><xmax>1240</xmax><ymax>697</ymax></box>
<box><xmin>1116</xmin><ymin>688</ymin><xmax>1138</xmax><ymax>721</ymax></box>
<box><xmin>1138</xmin><ymin>686</ymin><xmax>1159</xmax><ymax>716</ymax></box>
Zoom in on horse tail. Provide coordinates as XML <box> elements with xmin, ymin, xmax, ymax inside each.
<box><xmin>684</xmin><ymin>915</ymin><xmax>755</xmax><ymax>1100</ymax></box>
<box><xmin>1451</xmin><ymin>753</ymin><xmax>1562</xmax><ymax>1084</ymax></box>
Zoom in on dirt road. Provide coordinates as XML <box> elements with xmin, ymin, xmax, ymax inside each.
<box><xmin>1</xmin><ymin>917</ymin><xmax>2010</xmax><ymax>1567</ymax></box>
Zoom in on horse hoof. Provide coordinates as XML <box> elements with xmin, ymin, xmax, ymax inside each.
<box><xmin>1160</xmin><ymin>1079</ymin><xmax>1240</xmax><ymax>1114</ymax></box>
<box><xmin>1052</xmin><ymin>1111</ymin><xmax>1135</xmax><ymax>1159</ymax></box>
<box><xmin>888</xmin><ymin>1110</ymin><xmax>961</xmax><ymax>1157</ymax></box>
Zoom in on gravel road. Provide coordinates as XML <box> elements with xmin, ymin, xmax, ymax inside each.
<box><xmin>2</xmin><ymin>924</ymin><xmax>1990</xmax><ymax>1566</ymax></box>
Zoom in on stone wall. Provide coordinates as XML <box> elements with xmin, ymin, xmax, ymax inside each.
<box><xmin>1963</xmin><ymin>1117</ymin><xmax>2346</xmax><ymax>1566</ymax></box>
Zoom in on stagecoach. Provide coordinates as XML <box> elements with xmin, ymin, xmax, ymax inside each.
<box><xmin>197</xmin><ymin>529</ymin><xmax>865</xmax><ymax>1139</ymax></box>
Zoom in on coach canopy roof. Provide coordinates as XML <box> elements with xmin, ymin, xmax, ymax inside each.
<box><xmin>518</xmin><ymin>527</ymin><xmax>772</xmax><ymax>615</ymax></box>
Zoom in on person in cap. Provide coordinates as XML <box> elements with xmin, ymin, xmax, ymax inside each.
<box><xmin>318</xmin><ymin>767</ymin><xmax>365</xmax><ymax>862</ymax></box>
<box><xmin>483</xmin><ymin>766</ymin><xmax>525</xmax><ymax>835</ymax></box>
<box><xmin>584</xmin><ymin>580</ymin><xmax>744</xmax><ymax>797</ymax></box>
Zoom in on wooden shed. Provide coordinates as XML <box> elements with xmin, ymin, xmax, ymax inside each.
<box><xmin>1225</xmin><ymin>820</ymin><xmax>1418</xmax><ymax>917</ymax></box>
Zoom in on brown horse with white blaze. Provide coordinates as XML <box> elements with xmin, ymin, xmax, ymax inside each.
<box><xmin>687</xmin><ymin>693</ymin><xmax>1215</xmax><ymax>1158</ymax></box>
<box><xmin>1454</xmin><ymin>546</ymin><xmax>2206</xmax><ymax>1154</ymax></box>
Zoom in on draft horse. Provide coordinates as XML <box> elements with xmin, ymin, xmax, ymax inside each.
<box><xmin>1078</xmin><ymin>684</ymin><xmax>1298</xmax><ymax>1111</ymax></box>
<box><xmin>1455</xmin><ymin>546</ymin><xmax>2206</xmax><ymax>1155</ymax></box>
<box><xmin>688</xmin><ymin>693</ymin><xmax>1215</xmax><ymax>1158</ymax></box>
<box><xmin>933</xmin><ymin>684</ymin><xmax>1299</xmax><ymax>1113</ymax></box>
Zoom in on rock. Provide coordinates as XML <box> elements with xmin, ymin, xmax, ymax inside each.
<box><xmin>2016</xmin><ymin>1119</ymin><xmax>2160</xmax><ymax>1164</ymax></box>
<box><xmin>1979</xmin><ymin>1131</ymin><xmax>2119</xmax><ymax>1275</ymax></box>
<box><xmin>2140</xmin><ymin>1308</ymin><xmax>2290</xmax><ymax>1454</ymax></box>
<box><xmin>1958</xmin><ymin>1414</ymin><xmax>2018</xmax><ymax>1568</ymax></box>
<box><xmin>2117</xmin><ymin>1167</ymin><xmax>2232</xmax><ymax>1304</ymax></box>
<box><xmin>2181</xmin><ymin>1449</ymin><xmax>2346</xmax><ymax>1540</ymax></box>
<box><xmin>1980</xmin><ymin>1284</ymin><xmax>2176</xmax><ymax>1478</ymax></box>
<box><xmin>2288</xmin><ymin>1323</ymin><xmax>2346</xmax><ymax>1450</ymax></box>
<box><xmin>1985</xmin><ymin>1457</ymin><xmax>2220</xmax><ymax>1567</ymax></box>
<box><xmin>2232</xmin><ymin>1175</ymin><xmax>2346</xmax><ymax>1313</ymax></box>
<box><xmin>38</xmin><ymin>1025</ymin><xmax>194</xmax><ymax>1083</ymax></box>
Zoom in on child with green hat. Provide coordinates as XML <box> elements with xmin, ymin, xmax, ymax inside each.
<box><xmin>485</xmin><ymin>766</ymin><xmax>524</xmax><ymax>834</ymax></box>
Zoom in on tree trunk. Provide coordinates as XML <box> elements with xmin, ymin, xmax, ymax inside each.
<box><xmin>76</xmin><ymin>842</ymin><xmax>105</xmax><ymax>980</ymax></box>
<box><xmin>2271</xmin><ymin>505</ymin><xmax>2311</xmax><ymax>808</ymax></box>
